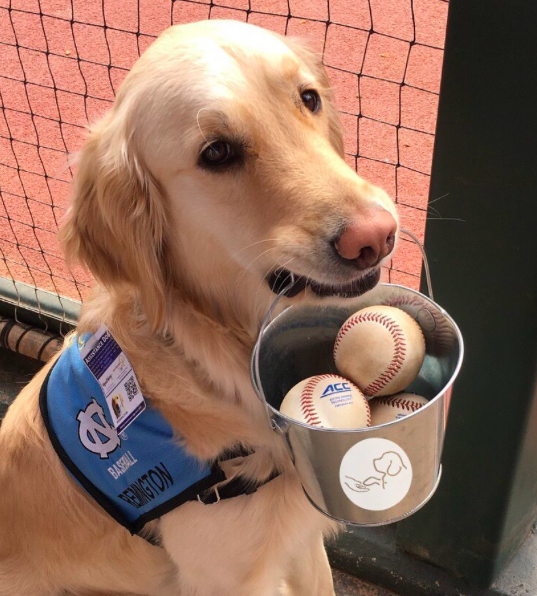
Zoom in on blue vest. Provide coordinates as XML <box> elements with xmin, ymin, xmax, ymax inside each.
<box><xmin>40</xmin><ymin>333</ymin><xmax>225</xmax><ymax>534</ymax></box>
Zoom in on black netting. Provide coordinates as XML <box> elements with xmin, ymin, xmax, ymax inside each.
<box><xmin>0</xmin><ymin>0</ymin><xmax>448</xmax><ymax>316</ymax></box>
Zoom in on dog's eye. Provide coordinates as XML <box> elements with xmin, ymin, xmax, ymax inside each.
<box><xmin>301</xmin><ymin>89</ymin><xmax>321</xmax><ymax>113</ymax></box>
<box><xmin>200</xmin><ymin>141</ymin><xmax>235</xmax><ymax>168</ymax></box>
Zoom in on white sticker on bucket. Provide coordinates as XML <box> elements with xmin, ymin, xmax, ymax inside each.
<box><xmin>339</xmin><ymin>438</ymin><xmax>412</xmax><ymax>511</ymax></box>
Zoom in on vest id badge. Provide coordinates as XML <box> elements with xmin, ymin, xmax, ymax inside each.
<box><xmin>79</xmin><ymin>325</ymin><xmax>145</xmax><ymax>434</ymax></box>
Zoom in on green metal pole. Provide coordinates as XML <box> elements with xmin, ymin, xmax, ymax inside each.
<box><xmin>396</xmin><ymin>0</ymin><xmax>537</xmax><ymax>586</ymax></box>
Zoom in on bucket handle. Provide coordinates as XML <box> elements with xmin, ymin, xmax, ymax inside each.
<box><xmin>249</xmin><ymin>228</ymin><xmax>433</xmax><ymax>417</ymax></box>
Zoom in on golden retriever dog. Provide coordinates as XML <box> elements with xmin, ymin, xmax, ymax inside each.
<box><xmin>0</xmin><ymin>20</ymin><xmax>398</xmax><ymax>596</ymax></box>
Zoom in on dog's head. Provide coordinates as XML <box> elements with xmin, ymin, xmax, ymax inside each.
<box><xmin>62</xmin><ymin>20</ymin><xmax>398</xmax><ymax>330</ymax></box>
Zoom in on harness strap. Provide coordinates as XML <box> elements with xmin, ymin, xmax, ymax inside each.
<box><xmin>194</xmin><ymin>467</ymin><xmax>281</xmax><ymax>505</ymax></box>
<box><xmin>139</xmin><ymin>456</ymin><xmax>281</xmax><ymax>546</ymax></box>
<box><xmin>199</xmin><ymin>443</ymin><xmax>282</xmax><ymax>503</ymax></box>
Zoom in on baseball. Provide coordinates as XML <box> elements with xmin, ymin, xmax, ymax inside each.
<box><xmin>370</xmin><ymin>392</ymin><xmax>429</xmax><ymax>426</ymax></box>
<box><xmin>279</xmin><ymin>374</ymin><xmax>371</xmax><ymax>429</ymax></box>
<box><xmin>334</xmin><ymin>305</ymin><xmax>426</xmax><ymax>397</ymax></box>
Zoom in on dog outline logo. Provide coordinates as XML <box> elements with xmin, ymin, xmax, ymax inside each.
<box><xmin>77</xmin><ymin>398</ymin><xmax>121</xmax><ymax>459</ymax></box>
<box><xmin>339</xmin><ymin>438</ymin><xmax>413</xmax><ymax>511</ymax></box>
<box><xmin>343</xmin><ymin>451</ymin><xmax>407</xmax><ymax>493</ymax></box>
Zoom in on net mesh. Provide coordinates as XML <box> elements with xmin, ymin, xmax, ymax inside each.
<box><xmin>0</xmin><ymin>0</ymin><xmax>448</xmax><ymax>312</ymax></box>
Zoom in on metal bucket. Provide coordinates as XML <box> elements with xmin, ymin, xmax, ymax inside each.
<box><xmin>251</xmin><ymin>281</ymin><xmax>463</xmax><ymax>526</ymax></box>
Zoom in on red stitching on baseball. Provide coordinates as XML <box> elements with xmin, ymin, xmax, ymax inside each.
<box><xmin>299</xmin><ymin>375</ymin><xmax>334</xmax><ymax>427</ymax></box>
<box><xmin>364</xmin><ymin>392</ymin><xmax>371</xmax><ymax>427</ymax></box>
<box><xmin>334</xmin><ymin>312</ymin><xmax>407</xmax><ymax>397</ymax></box>
<box><xmin>375</xmin><ymin>396</ymin><xmax>424</xmax><ymax>412</ymax></box>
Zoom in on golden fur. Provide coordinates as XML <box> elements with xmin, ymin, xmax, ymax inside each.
<box><xmin>0</xmin><ymin>20</ymin><xmax>397</xmax><ymax>596</ymax></box>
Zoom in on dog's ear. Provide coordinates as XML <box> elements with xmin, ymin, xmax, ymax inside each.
<box><xmin>283</xmin><ymin>36</ymin><xmax>345</xmax><ymax>157</ymax></box>
<box><xmin>61</xmin><ymin>110</ymin><xmax>172</xmax><ymax>331</ymax></box>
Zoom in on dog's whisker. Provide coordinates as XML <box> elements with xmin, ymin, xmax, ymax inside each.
<box><xmin>272</xmin><ymin>256</ymin><xmax>298</xmax><ymax>280</ymax></box>
<box><xmin>230</xmin><ymin>238</ymin><xmax>279</xmax><ymax>260</ymax></box>
<box><xmin>302</xmin><ymin>264</ymin><xmax>318</xmax><ymax>295</ymax></box>
<box><xmin>265</xmin><ymin>256</ymin><xmax>298</xmax><ymax>296</ymax></box>
<box><xmin>240</xmin><ymin>246</ymin><xmax>279</xmax><ymax>275</ymax></box>
<box><xmin>253</xmin><ymin>256</ymin><xmax>297</xmax><ymax>314</ymax></box>
<box><xmin>400</xmin><ymin>194</ymin><xmax>449</xmax><ymax>219</ymax></box>
<box><xmin>427</xmin><ymin>192</ymin><xmax>450</xmax><ymax>206</ymax></box>
<box><xmin>252</xmin><ymin>272</ymin><xmax>272</xmax><ymax>317</ymax></box>
<box><xmin>256</xmin><ymin>257</ymin><xmax>296</xmax><ymax>304</ymax></box>
<box><xmin>235</xmin><ymin>246</ymin><xmax>280</xmax><ymax>290</ymax></box>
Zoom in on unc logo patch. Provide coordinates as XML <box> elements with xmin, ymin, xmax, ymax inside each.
<box><xmin>77</xmin><ymin>398</ymin><xmax>121</xmax><ymax>459</ymax></box>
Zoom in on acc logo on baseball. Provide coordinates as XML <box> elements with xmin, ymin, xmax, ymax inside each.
<box><xmin>77</xmin><ymin>398</ymin><xmax>121</xmax><ymax>459</ymax></box>
<box><xmin>321</xmin><ymin>382</ymin><xmax>351</xmax><ymax>398</ymax></box>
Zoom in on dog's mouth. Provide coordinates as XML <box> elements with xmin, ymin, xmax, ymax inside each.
<box><xmin>267</xmin><ymin>267</ymin><xmax>381</xmax><ymax>298</ymax></box>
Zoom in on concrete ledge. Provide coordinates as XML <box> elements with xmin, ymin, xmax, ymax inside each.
<box><xmin>328</xmin><ymin>524</ymin><xmax>537</xmax><ymax>596</ymax></box>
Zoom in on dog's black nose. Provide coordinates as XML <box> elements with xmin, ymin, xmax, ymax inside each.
<box><xmin>334</xmin><ymin>210</ymin><xmax>397</xmax><ymax>270</ymax></box>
